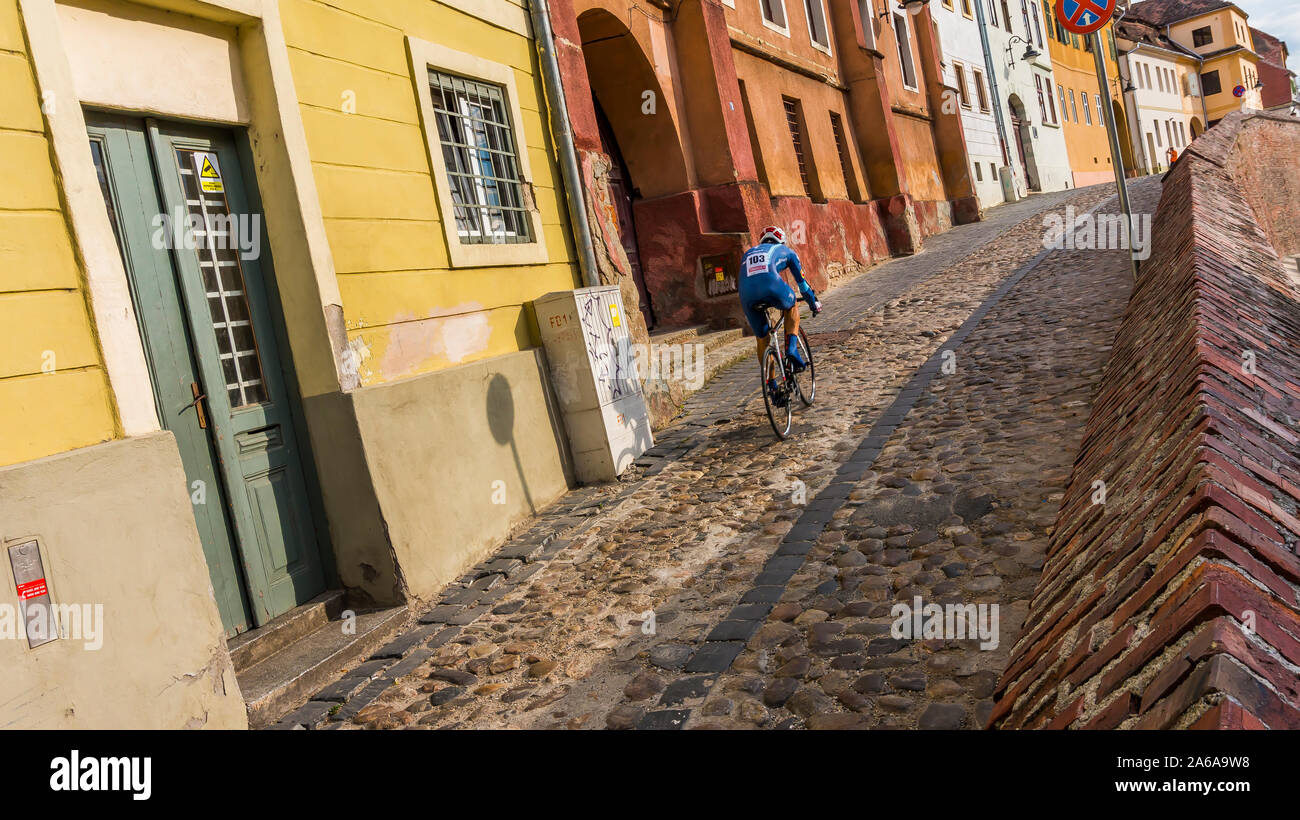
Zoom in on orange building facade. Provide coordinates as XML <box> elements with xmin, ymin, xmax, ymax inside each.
<box><xmin>545</xmin><ymin>0</ymin><xmax>979</xmax><ymax>334</ymax></box>
<box><xmin>1046</xmin><ymin>21</ymin><xmax>1133</xmax><ymax>187</ymax></box>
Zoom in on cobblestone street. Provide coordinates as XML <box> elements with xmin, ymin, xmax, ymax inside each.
<box><xmin>277</xmin><ymin>178</ymin><xmax>1162</xmax><ymax>730</ymax></box>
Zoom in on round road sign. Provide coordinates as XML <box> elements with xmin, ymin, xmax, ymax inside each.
<box><xmin>1055</xmin><ymin>0</ymin><xmax>1118</xmax><ymax>36</ymax></box>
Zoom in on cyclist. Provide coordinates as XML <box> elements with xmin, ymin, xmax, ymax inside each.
<box><xmin>738</xmin><ymin>225</ymin><xmax>821</xmax><ymax>400</ymax></box>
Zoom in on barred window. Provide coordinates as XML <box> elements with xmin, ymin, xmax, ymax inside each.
<box><xmin>429</xmin><ymin>70</ymin><xmax>532</xmax><ymax>245</ymax></box>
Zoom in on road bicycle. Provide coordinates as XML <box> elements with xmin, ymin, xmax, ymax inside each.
<box><xmin>758</xmin><ymin>303</ymin><xmax>817</xmax><ymax>439</ymax></box>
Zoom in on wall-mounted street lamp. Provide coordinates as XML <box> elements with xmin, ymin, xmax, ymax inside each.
<box><xmin>1006</xmin><ymin>35</ymin><xmax>1040</xmax><ymax>65</ymax></box>
<box><xmin>879</xmin><ymin>0</ymin><xmax>930</xmax><ymax>18</ymax></box>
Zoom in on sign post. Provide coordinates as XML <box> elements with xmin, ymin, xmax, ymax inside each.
<box><xmin>1056</xmin><ymin>0</ymin><xmax>1137</xmax><ymax>279</ymax></box>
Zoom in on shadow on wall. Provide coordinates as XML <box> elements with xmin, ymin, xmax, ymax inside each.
<box><xmin>487</xmin><ymin>373</ymin><xmax>535</xmax><ymax>515</ymax></box>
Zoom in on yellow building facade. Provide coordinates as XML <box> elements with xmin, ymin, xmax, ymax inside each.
<box><xmin>1045</xmin><ymin>17</ymin><xmax>1131</xmax><ymax>187</ymax></box>
<box><xmin>0</xmin><ymin>0</ymin><xmax>593</xmax><ymax>728</ymax></box>
<box><xmin>1129</xmin><ymin>1</ymin><xmax>1263</xmax><ymax>127</ymax></box>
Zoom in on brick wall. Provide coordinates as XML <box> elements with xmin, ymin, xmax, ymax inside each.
<box><xmin>991</xmin><ymin>111</ymin><xmax>1300</xmax><ymax>730</ymax></box>
<box><xmin>1225</xmin><ymin>116</ymin><xmax>1300</xmax><ymax>261</ymax></box>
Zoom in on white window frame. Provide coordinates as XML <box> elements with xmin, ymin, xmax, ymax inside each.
<box><xmin>407</xmin><ymin>36</ymin><xmax>548</xmax><ymax>268</ymax></box>
<box><xmin>804</xmin><ymin>0</ymin><xmax>833</xmax><ymax>54</ymax></box>
<box><xmin>893</xmin><ymin>11</ymin><xmax>918</xmax><ymax>91</ymax></box>
<box><xmin>973</xmin><ymin>68</ymin><xmax>991</xmax><ymax>112</ymax></box>
<box><xmin>953</xmin><ymin>61</ymin><xmax>972</xmax><ymax>108</ymax></box>
<box><xmin>762</xmin><ymin>0</ymin><xmax>791</xmax><ymax>36</ymax></box>
<box><xmin>857</xmin><ymin>0</ymin><xmax>878</xmax><ymax>50</ymax></box>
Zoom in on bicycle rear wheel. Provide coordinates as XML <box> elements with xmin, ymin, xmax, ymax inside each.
<box><xmin>761</xmin><ymin>344</ymin><xmax>793</xmax><ymax>439</ymax></box>
<box><xmin>790</xmin><ymin>328</ymin><xmax>815</xmax><ymax>406</ymax></box>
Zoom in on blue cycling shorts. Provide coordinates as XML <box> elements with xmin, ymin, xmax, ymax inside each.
<box><xmin>739</xmin><ymin>275</ymin><xmax>797</xmax><ymax>338</ymax></box>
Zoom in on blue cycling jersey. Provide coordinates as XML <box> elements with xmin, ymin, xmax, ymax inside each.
<box><xmin>737</xmin><ymin>242</ymin><xmax>813</xmax><ymax>337</ymax></box>
<box><xmin>739</xmin><ymin>243</ymin><xmax>813</xmax><ymax>299</ymax></box>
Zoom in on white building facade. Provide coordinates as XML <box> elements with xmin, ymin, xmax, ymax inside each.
<box><xmin>1116</xmin><ymin>39</ymin><xmax>1200</xmax><ymax>175</ymax></box>
<box><xmin>932</xmin><ymin>0</ymin><xmax>1009</xmax><ymax>207</ymax></box>
<box><xmin>935</xmin><ymin>0</ymin><xmax>1072</xmax><ymax>199</ymax></box>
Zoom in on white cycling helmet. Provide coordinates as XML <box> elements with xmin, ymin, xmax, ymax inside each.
<box><xmin>758</xmin><ymin>225</ymin><xmax>786</xmax><ymax>245</ymax></box>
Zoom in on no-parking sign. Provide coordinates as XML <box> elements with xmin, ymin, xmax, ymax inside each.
<box><xmin>1055</xmin><ymin>0</ymin><xmax>1117</xmax><ymax>36</ymax></box>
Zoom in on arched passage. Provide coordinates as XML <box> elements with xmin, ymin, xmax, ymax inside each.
<box><xmin>575</xmin><ymin>8</ymin><xmax>692</xmax><ymax>329</ymax></box>
<box><xmin>1190</xmin><ymin>117</ymin><xmax>1204</xmax><ymax>139</ymax></box>
<box><xmin>1007</xmin><ymin>95</ymin><xmax>1040</xmax><ymax>192</ymax></box>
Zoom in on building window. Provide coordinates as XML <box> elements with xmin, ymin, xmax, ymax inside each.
<box><xmin>1192</xmin><ymin>26</ymin><xmax>1213</xmax><ymax>47</ymax></box>
<box><xmin>974</xmin><ymin>162</ymin><xmax>983</xmax><ymax>181</ymax></box>
<box><xmin>893</xmin><ymin>12</ymin><xmax>918</xmax><ymax>89</ymax></box>
<box><xmin>430</xmin><ymin>70</ymin><xmax>533</xmax><ymax>245</ymax></box>
<box><xmin>1057</xmin><ymin>83</ymin><xmax>1067</xmax><ymax>120</ymax></box>
<box><xmin>1068</xmin><ymin>88</ymin><xmax>1078</xmax><ymax>123</ymax></box>
<box><xmin>857</xmin><ymin>0</ymin><xmax>878</xmax><ymax>49</ymax></box>
<box><xmin>973</xmin><ymin>68</ymin><xmax>990</xmax><ymax>111</ymax></box>
<box><xmin>1034</xmin><ymin>74</ymin><xmax>1049</xmax><ymax>123</ymax></box>
<box><xmin>1000</xmin><ymin>0</ymin><xmax>1013</xmax><ymax>33</ymax></box>
<box><xmin>987</xmin><ymin>0</ymin><xmax>998</xmax><ymax>28</ymax></box>
<box><xmin>783</xmin><ymin>97</ymin><xmax>817</xmax><ymax>199</ymax></box>
<box><xmin>1082</xmin><ymin>92</ymin><xmax>1092</xmax><ymax>125</ymax></box>
<box><xmin>1049</xmin><ymin>0</ymin><xmax>1066</xmax><ymax>41</ymax></box>
<box><xmin>409</xmin><ymin>38</ymin><xmax>548</xmax><ymax>268</ymax></box>
<box><xmin>942</xmin><ymin>0</ymin><xmax>953</xmax><ymax>9</ymax></box>
<box><xmin>829</xmin><ymin>112</ymin><xmax>862</xmax><ymax>201</ymax></box>
<box><xmin>954</xmin><ymin>62</ymin><xmax>972</xmax><ymax>108</ymax></box>
<box><xmin>804</xmin><ymin>0</ymin><xmax>831</xmax><ymax>50</ymax></box>
<box><xmin>1201</xmin><ymin>70</ymin><xmax>1222</xmax><ymax>96</ymax></box>
<box><xmin>1143</xmin><ymin>63</ymin><xmax>1152</xmax><ymax>89</ymax></box>
<box><xmin>1095</xmin><ymin>94</ymin><xmax>1103</xmax><ymax>125</ymax></box>
<box><xmin>1046</xmin><ymin>82</ymin><xmax>1058</xmax><ymax>124</ymax></box>
<box><xmin>762</xmin><ymin>0</ymin><xmax>789</xmax><ymax>31</ymax></box>
<box><xmin>1030</xmin><ymin>1</ymin><xmax>1044</xmax><ymax>47</ymax></box>
<box><xmin>961</xmin><ymin>0</ymin><xmax>974</xmax><ymax>17</ymax></box>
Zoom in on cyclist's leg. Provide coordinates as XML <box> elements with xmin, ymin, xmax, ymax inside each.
<box><xmin>771</xmin><ymin>283</ymin><xmax>803</xmax><ymax>368</ymax></box>
<box><xmin>740</xmin><ymin>297</ymin><xmax>773</xmax><ymax>367</ymax></box>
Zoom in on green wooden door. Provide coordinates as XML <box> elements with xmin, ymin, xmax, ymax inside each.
<box><xmin>87</xmin><ymin>114</ymin><xmax>326</xmax><ymax>635</ymax></box>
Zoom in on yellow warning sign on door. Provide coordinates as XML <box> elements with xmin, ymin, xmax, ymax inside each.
<box><xmin>608</xmin><ymin>303</ymin><xmax>621</xmax><ymax>328</ymax></box>
<box><xmin>198</xmin><ymin>154</ymin><xmax>223</xmax><ymax>193</ymax></box>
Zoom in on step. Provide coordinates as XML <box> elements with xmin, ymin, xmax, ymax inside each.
<box><xmin>650</xmin><ymin>324</ymin><xmax>746</xmax><ymax>354</ymax></box>
<box><xmin>236</xmin><ymin>604</ymin><xmax>409</xmax><ymax>728</ymax></box>
<box><xmin>228</xmin><ymin>590</ymin><xmax>345</xmax><ymax>672</ymax></box>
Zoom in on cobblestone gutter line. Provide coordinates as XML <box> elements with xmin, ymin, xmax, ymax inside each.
<box><xmin>268</xmin><ymin>183</ymin><xmax>1118</xmax><ymax>730</ymax></box>
<box><xmin>993</xmin><ymin>112</ymin><xmax>1300</xmax><ymax>730</ymax></box>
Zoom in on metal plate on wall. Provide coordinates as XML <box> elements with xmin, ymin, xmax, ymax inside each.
<box><xmin>8</xmin><ymin>539</ymin><xmax>57</xmax><ymax>648</ymax></box>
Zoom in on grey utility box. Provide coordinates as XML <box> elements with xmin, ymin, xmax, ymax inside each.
<box><xmin>534</xmin><ymin>285</ymin><xmax>653</xmax><ymax>483</ymax></box>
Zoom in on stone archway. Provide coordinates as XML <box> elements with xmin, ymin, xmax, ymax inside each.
<box><xmin>1007</xmin><ymin>95</ymin><xmax>1040</xmax><ymax>192</ymax></box>
<box><xmin>1190</xmin><ymin>117</ymin><xmax>1204</xmax><ymax>139</ymax></box>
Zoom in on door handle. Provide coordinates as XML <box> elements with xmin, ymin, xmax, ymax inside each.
<box><xmin>187</xmin><ymin>382</ymin><xmax>209</xmax><ymax>429</ymax></box>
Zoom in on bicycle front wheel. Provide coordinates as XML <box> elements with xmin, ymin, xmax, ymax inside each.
<box><xmin>761</xmin><ymin>345</ymin><xmax>793</xmax><ymax>439</ymax></box>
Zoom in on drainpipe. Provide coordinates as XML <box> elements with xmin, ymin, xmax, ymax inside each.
<box><xmin>529</xmin><ymin>0</ymin><xmax>599</xmax><ymax>288</ymax></box>
<box><xmin>972</xmin><ymin>0</ymin><xmax>1015</xmax><ymax>183</ymax></box>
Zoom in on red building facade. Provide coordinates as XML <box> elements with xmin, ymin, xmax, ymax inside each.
<box><xmin>546</xmin><ymin>0</ymin><xmax>980</xmax><ymax>338</ymax></box>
